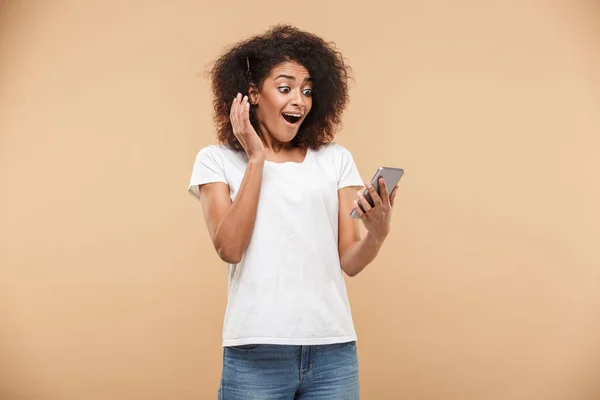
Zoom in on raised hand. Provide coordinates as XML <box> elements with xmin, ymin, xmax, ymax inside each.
<box><xmin>230</xmin><ymin>93</ymin><xmax>265</xmax><ymax>161</ymax></box>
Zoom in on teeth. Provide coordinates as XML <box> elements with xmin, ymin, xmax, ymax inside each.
<box><xmin>283</xmin><ymin>113</ymin><xmax>302</xmax><ymax>117</ymax></box>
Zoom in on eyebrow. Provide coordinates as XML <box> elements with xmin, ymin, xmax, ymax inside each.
<box><xmin>274</xmin><ymin>74</ymin><xmax>312</xmax><ymax>82</ymax></box>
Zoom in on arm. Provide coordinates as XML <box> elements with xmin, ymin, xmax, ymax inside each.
<box><xmin>198</xmin><ymin>94</ymin><xmax>266</xmax><ymax>264</ymax></box>
<box><xmin>338</xmin><ymin>186</ymin><xmax>383</xmax><ymax>277</ymax></box>
<box><xmin>199</xmin><ymin>157</ymin><xmax>265</xmax><ymax>264</ymax></box>
<box><xmin>338</xmin><ymin>179</ymin><xmax>399</xmax><ymax>277</ymax></box>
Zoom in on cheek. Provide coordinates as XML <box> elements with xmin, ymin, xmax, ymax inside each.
<box><xmin>262</xmin><ymin>95</ymin><xmax>286</xmax><ymax>116</ymax></box>
<box><xmin>305</xmin><ymin>99</ymin><xmax>313</xmax><ymax>114</ymax></box>
<box><xmin>256</xmin><ymin>101</ymin><xmax>280</xmax><ymax>122</ymax></box>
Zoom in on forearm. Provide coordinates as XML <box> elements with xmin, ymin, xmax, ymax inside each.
<box><xmin>214</xmin><ymin>158</ymin><xmax>264</xmax><ymax>263</ymax></box>
<box><xmin>339</xmin><ymin>232</ymin><xmax>386</xmax><ymax>277</ymax></box>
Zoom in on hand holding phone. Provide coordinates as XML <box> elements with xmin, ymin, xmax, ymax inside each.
<box><xmin>350</xmin><ymin>167</ymin><xmax>404</xmax><ymax>219</ymax></box>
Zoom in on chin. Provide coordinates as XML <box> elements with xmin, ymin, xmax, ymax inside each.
<box><xmin>274</xmin><ymin>126</ymin><xmax>302</xmax><ymax>143</ymax></box>
<box><xmin>273</xmin><ymin>133</ymin><xmax>298</xmax><ymax>143</ymax></box>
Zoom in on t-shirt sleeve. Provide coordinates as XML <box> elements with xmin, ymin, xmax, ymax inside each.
<box><xmin>188</xmin><ymin>146</ymin><xmax>228</xmax><ymax>201</ymax></box>
<box><xmin>337</xmin><ymin>145</ymin><xmax>364</xmax><ymax>189</ymax></box>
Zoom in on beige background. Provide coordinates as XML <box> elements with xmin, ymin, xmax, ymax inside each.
<box><xmin>1</xmin><ymin>1</ymin><xmax>599</xmax><ymax>399</ymax></box>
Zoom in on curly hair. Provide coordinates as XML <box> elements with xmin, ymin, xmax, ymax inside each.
<box><xmin>208</xmin><ymin>25</ymin><xmax>351</xmax><ymax>153</ymax></box>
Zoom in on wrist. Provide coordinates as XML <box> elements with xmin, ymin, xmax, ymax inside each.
<box><xmin>365</xmin><ymin>231</ymin><xmax>386</xmax><ymax>248</ymax></box>
<box><xmin>248</xmin><ymin>154</ymin><xmax>266</xmax><ymax>165</ymax></box>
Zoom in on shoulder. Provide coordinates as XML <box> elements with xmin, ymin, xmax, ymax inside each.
<box><xmin>312</xmin><ymin>142</ymin><xmax>357</xmax><ymax>168</ymax></box>
<box><xmin>195</xmin><ymin>144</ymin><xmax>229</xmax><ymax>159</ymax></box>
<box><xmin>312</xmin><ymin>142</ymin><xmax>354</xmax><ymax>158</ymax></box>
<box><xmin>194</xmin><ymin>144</ymin><xmax>245</xmax><ymax>164</ymax></box>
<box><xmin>311</xmin><ymin>142</ymin><xmax>361</xmax><ymax>186</ymax></box>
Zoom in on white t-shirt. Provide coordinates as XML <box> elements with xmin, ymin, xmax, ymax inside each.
<box><xmin>188</xmin><ymin>142</ymin><xmax>364</xmax><ymax>347</ymax></box>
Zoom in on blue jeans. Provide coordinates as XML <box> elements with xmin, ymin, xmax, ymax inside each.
<box><xmin>218</xmin><ymin>341</ymin><xmax>359</xmax><ymax>399</ymax></box>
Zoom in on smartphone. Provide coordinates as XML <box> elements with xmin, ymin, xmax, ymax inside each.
<box><xmin>350</xmin><ymin>167</ymin><xmax>404</xmax><ymax>219</ymax></box>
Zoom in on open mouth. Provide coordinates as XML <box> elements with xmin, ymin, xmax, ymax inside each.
<box><xmin>282</xmin><ymin>113</ymin><xmax>302</xmax><ymax>125</ymax></box>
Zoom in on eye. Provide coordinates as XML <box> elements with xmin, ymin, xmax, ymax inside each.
<box><xmin>278</xmin><ymin>86</ymin><xmax>290</xmax><ymax>93</ymax></box>
<box><xmin>303</xmin><ymin>88</ymin><xmax>313</xmax><ymax>97</ymax></box>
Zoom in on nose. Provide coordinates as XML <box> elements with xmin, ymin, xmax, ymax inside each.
<box><xmin>290</xmin><ymin>90</ymin><xmax>305</xmax><ymax>110</ymax></box>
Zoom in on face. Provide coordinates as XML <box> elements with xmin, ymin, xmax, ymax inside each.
<box><xmin>250</xmin><ymin>61</ymin><xmax>313</xmax><ymax>144</ymax></box>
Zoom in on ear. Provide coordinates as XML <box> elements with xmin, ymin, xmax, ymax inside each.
<box><xmin>247</xmin><ymin>84</ymin><xmax>259</xmax><ymax>105</ymax></box>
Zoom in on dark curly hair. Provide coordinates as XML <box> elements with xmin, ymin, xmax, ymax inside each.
<box><xmin>208</xmin><ymin>25</ymin><xmax>351</xmax><ymax>153</ymax></box>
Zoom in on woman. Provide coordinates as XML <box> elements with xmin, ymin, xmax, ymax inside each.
<box><xmin>188</xmin><ymin>25</ymin><xmax>398</xmax><ymax>399</ymax></box>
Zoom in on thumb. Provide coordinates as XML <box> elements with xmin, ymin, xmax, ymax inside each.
<box><xmin>390</xmin><ymin>185</ymin><xmax>398</xmax><ymax>207</ymax></box>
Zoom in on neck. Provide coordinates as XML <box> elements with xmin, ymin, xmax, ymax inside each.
<box><xmin>258</xmin><ymin>126</ymin><xmax>294</xmax><ymax>153</ymax></box>
<box><xmin>257</xmin><ymin>126</ymin><xmax>306</xmax><ymax>163</ymax></box>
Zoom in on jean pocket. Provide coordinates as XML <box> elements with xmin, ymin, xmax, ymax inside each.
<box><xmin>228</xmin><ymin>344</ymin><xmax>261</xmax><ymax>352</ymax></box>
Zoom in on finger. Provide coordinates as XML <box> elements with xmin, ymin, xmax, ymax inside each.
<box><xmin>243</xmin><ymin>99</ymin><xmax>251</xmax><ymax>125</ymax></box>
<box><xmin>353</xmin><ymin>200</ymin><xmax>365</xmax><ymax>218</ymax></box>
<box><xmin>231</xmin><ymin>93</ymin><xmax>241</xmax><ymax>116</ymax></box>
<box><xmin>239</xmin><ymin>95</ymin><xmax>248</xmax><ymax>124</ymax></box>
<box><xmin>379</xmin><ymin>177</ymin><xmax>391</xmax><ymax>207</ymax></box>
<box><xmin>230</xmin><ymin>95</ymin><xmax>237</xmax><ymax>120</ymax></box>
<box><xmin>230</xmin><ymin>94</ymin><xmax>240</xmax><ymax>134</ymax></box>
<box><xmin>390</xmin><ymin>185</ymin><xmax>399</xmax><ymax>207</ymax></box>
<box><xmin>229</xmin><ymin>96</ymin><xmax>235</xmax><ymax>120</ymax></box>
<box><xmin>366</xmin><ymin>182</ymin><xmax>382</xmax><ymax>208</ymax></box>
<box><xmin>239</xmin><ymin>95</ymin><xmax>247</xmax><ymax>113</ymax></box>
<box><xmin>356</xmin><ymin>189</ymin><xmax>372</xmax><ymax>213</ymax></box>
